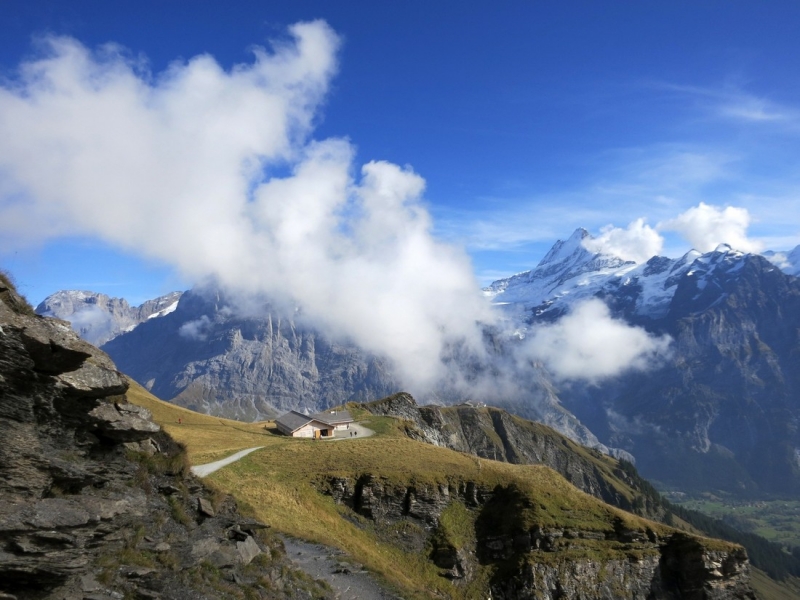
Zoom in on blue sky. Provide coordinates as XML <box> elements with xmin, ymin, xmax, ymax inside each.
<box><xmin>3</xmin><ymin>1</ymin><xmax>800</xmax><ymax>305</ymax></box>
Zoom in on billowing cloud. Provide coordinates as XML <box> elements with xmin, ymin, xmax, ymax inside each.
<box><xmin>179</xmin><ymin>315</ymin><xmax>212</xmax><ymax>341</ymax></box>
<box><xmin>658</xmin><ymin>202</ymin><xmax>762</xmax><ymax>253</ymax></box>
<box><xmin>58</xmin><ymin>304</ymin><xmax>116</xmax><ymax>346</ymax></box>
<box><xmin>0</xmin><ymin>23</ymin><xmax>338</xmax><ymax>248</ymax></box>
<box><xmin>0</xmin><ymin>24</ymin><xmax>492</xmax><ymax>392</ymax></box>
<box><xmin>582</xmin><ymin>218</ymin><xmax>664</xmax><ymax>263</ymax></box>
<box><xmin>522</xmin><ymin>299</ymin><xmax>672</xmax><ymax>383</ymax></box>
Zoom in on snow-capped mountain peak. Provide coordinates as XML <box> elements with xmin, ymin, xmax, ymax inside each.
<box><xmin>36</xmin><ymin>290</ymin><xmax>184</xmax><ymax>346</ymax></box>
<box><xmin>483</xmin><ymin>228</ymin><xmax>636</xmax><ymax>314</ymax></box>
<box><xmin>537</xmin><ymin>227</ymin><xmax>592</xmax><ymax>268</ymax></box>
<box><xmin>484</xmin><ymin>228</ymin><xmax>769</xmax><ymax>321</ymax></box>
<box><xmin>533</xmin><ymin>228</ymin><xmax>633</xmax><ymax>282</ymax></box>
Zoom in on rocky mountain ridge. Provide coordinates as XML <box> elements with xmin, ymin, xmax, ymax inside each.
<box><xmin>36</xmin><ymin>290</ymin><xmax>183</xmax><ymax>346</ymax></box>
<box><xmin>0</xmin><ymin>275</ymin><xmax>330</xmax><ymax>599</ymax></box>
<box><xmin>99</xmin><ymin>286</ymin><xmax>399</xmax><ymax>420</ymax></box>
<box><xmin>486</xmin><ymin>230</ymin><xmax>800</xmax><ymax>496</ymax></box>
<box><xmin>362</xmin><ymin>393</ymin><xmax>662</xmax><ymax>519</ymax></box>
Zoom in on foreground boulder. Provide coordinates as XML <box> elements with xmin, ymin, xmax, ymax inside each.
<box><xmin>0</xmin><ymin>274</ymin><xmax>330</xmax><ymax>600</ymax></box>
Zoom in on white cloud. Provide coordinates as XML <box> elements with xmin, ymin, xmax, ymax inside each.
<box><xmin>719</xmin><ymin>98</ymin><xmax>788</xmax><ymax>123</ymax></box>
<box><xmin>654</xmin><ymin>82</ymin><xmax>796</xmax><ymax>126</ymax></box>
<box><xmin>582</xmin><ymin>218</ymin><xmax>664</xmax><ymax>263</ymax></box>
<box><xmin>523</xmin><ymin>299</ymin><xmax>672</xmax><ymax>383</ymax></box>
<box><xmin>0</xmin><ymin>23</ymin><xmax>339</xmax><ymax>249</ymax></box>
<box><xmin>0</xmin><ymin>24</ymin><xmax>493</xmax><ymax>393</ymax></box>
<box><xmin>61</xmin><ymin>304</ymin><xmax>116</xmax><ymax>345</ymax></box>
<box><xmin>179</xmin><ymin>315</ymin><xmax>212</xmax><ymax>341</ymax></box>
<box><xmin>658</xmin><ymin>202</ymin><xmax>763</xmax><ymax>253</ymax></box>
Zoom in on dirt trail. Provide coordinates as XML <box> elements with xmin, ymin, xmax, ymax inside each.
<box><xmin>282</xmin><ymin>537</ymin><xmax>399</xmax><ymax>600</ymax></box>
<box><xmin>190</xmin><ymin>446</ymin><xmax>264</xmax><ymax>477</ymax></box>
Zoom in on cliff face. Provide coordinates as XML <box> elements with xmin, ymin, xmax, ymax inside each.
<box><xmin>493</xmin><ymin>536</ymin><xmax>752</xmax><ymax>600</ymax></box>
<box><xmin>102</xmin><ymin>287</ymin><xmax>398</xmax><ymax>420</ymax></box>
<box><xmin>321</xmin><ymin>474</ymin><xmax>754</xmax><ymax>600</ymax></box>
<box><xmin>546</xmin><ymin>252</ymin><xmax>800</xmax><ymax>496</ymax></box>
<box><xmin>0</xmin><ymin>276</ymin><xmax>329</xmax><ymax>600</ymax></box>
<box><xmin>364</xmin><ymin>393</ymin><xmax>663</xmax><ymax>520</ymax></box>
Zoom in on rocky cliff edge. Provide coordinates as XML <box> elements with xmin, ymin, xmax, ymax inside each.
<box><xmin>0</xmin><ymin>274</ymin><xmax>330</xmax><ymax>600</ymax></box>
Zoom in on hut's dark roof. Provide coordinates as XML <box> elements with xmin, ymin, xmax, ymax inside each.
<box><xmin>275</xmin><ymin>410</ymin><xmax>313</xmax><ymax>432</ymax></box>
<box><xmin>310</xmin><ymin>410</ymin><xmax>353</xmax><ymax>425</ymax></box>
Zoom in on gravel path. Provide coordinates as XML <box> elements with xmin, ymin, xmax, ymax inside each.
<box><xmin>190</xmin><ymin>446</ymin><xmax>264</xmax><ymax>477</ymax></box>
<box><xmin>282</xmin><ymin>537</ymin><xmax>399</xmax><ymax>599</ymax></box>
<box><xmin>326</xmin><ymin>422</ymin><xmax>375</xmax><ymax>440</ymax></box>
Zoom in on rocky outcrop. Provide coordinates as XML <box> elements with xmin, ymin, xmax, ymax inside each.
<box><xmin>327</xmin><ymin>474</ymin><xmax>493</xmax><ymax>524</ymax></box>
<box><xmin>492</xmin><ymin>556</ymin><xmax>662</xmax><ymax>600</ymax></box>
<box><xmin>492</xmin><ymin>543</ymin><xmax>753</xmax><ymax>600</ymax></box>
<box><xmin>320</xmin><ymin>473</ymin><xmax>755</xmax><ymax>599</ymax></box>
<box><xmin>364</xmin><ymin>393</ymin><xmax>664</xmax><ymax>520</ymax></box>
<box><xmin>0</xmin><ymin>275</ymin><xmax>330</xmax><ymax>599</ymax></box>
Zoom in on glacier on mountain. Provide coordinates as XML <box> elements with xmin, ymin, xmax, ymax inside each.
<box><xmin>484</xmin><ymin>228</ymin><xmax>781</xmax><ymax>322</ymax></box>
<box><xmin>36</xmin><ymin>290</ymin><xmax>183</xmax><ymax>346</ymax></box>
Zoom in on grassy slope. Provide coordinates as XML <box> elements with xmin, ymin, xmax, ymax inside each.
<box><xmin>750</xmin><ymin>568</ymin><xmax>800</xmax><ymax>600</ymax></box>
<box><xmin>125</xmin><ymin>380</ymin><xmax>739</xmax><ymax>599</ymax></box>
<box><xmin>504</xmin><ymin>410</ymin><xmax>636</xmax><ymax>494</ymax></box>
<box><xmin>429</xmin><ymin>402</ymin><xmax>649</xmax><ymax>507</ymax></box>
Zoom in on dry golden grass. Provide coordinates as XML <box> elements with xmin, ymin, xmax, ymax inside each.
<box><xmin>125</xmin><ymin>379</ymin><xmax>275</xmax><ymax>463</ymax></box>
<box><xmin>125</xmin><ymin>378</ymin><xmax>740</xmax><ymax>599</ymax></box>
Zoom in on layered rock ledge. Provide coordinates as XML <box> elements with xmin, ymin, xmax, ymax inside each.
<box><xmin>320</xmin><ymin>470</ymin><xmax>754</xmax><ymax>599</ymax></box>
<box><xmin>0</xmin><ymin>275</ymin><xmax>330</xmax><ymax>600</ymax></box>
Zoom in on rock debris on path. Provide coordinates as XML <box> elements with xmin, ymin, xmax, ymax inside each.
<box><xmin>282</xmin><ymin>537</ymin><xmax>400</xmax><ymax>600</ymax></box>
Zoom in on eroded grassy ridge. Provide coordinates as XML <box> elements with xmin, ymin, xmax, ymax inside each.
<box><xmin>126</xmin><ymin>380</ymin><xmax>740</xmax><ymax>599</ymax></box>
